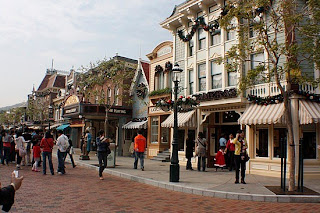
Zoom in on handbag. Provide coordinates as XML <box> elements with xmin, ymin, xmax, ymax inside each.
<box><xmin>19</xmin><ymin>147</ymin><xmax>27</xmax><ymax>157</ymax></box>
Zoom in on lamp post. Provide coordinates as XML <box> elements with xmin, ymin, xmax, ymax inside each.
<box><xmin>170</xmin><ymin>63</ymin><xmax>183</xmax><ymax>182</ymax></box>
<box><xmin>48</xmin><ymin>105</ymin><xmax>53</xmax><ymax>131</ymax></box>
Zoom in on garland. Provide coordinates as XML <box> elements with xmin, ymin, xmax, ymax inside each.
<box><xmin>178</xmin><ymin>17</ymin><xmax>219</xmax><ymax>42</ymax></box>
<box><xmin>193</xmin><ymin>88</ymin><xmax>237</xmax><ymax>101</ymax></box>
<box><xmin>132</xmin><ymin>117</ymin><xmax>147</xmax><ymax>122</ymax></box>
<box><xmin>136</xmin><ymin>83</ymin><xmax>147</xmax><ymax>99</ymax></box>
<box><xmin>298</xmin><ymin>91</ymin><xmax>320</xmax><ymax>103</ymax></box>
<box><xmin>155</xmin><ymin>65</ymin><xmax>163</xmax><ymax>73</ymax></box>
<box><xmin>247</xmin><ymin>94</ymin><xmax>283</xmax><ymax>105</ymax></box>
<box><xmin>156</xmin><ymin>96</ymin><xmax>199</xmax><ymax>112</ymax></box>
<box><xmin>165</xmin><ymin>61</ymin><xmax>173</xmax><ymax>71</ymax></box>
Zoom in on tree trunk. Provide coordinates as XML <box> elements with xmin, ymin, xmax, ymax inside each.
<box><xmin>104</xmin><ymin>107</ymin><xmax>108</xmax><ymax>137</ymax></box>
<box><xmin>283</xmin><ymin>93</ymin><xmax>295</xmax><ymax>192</ymax></box>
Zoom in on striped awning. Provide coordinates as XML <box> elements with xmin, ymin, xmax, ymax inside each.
<box><xmin>122</xmin><ymin>120</ymin><xmax>148</xmax><ymax>129</ymax></box>
<box><xmin>239</xmin><ymin>103</ymin><xmax>285</xmax><ymax>125</ymax></box>
<box><xmin>299</xmin><ymin>100</ymin><xmax>320</xmax><ymax>125</ymax></box>
<box><xmin>161</xmin><ymin>110</ymin><xmax>196</xmax><ymax>128</ymax></box>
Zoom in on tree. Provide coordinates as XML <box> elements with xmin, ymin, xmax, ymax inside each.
<box><xmin>77</xmin><ymin>58</ymin><xmax>136</xmax><ymax>136</ymax></box>
<box><xmin>220</xmin><ymin>0</ymin><xmax>320</xmax><ymax>191</ymax></box>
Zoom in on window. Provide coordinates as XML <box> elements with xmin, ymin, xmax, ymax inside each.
<box><xmin>251</xmin><ymin>53</ymin><xmax>265</xmax><ymax>69</ymax></box>
<box><xmin>107</xmin><ymin>88</ymin><xmax>112</xmax><ymax>105</ymax></box>
<box><xmin>228</xmin><ymin>72</ymin><xmax>237</xmax><ymax>86</ymax></box>
<box><xmin>303</xmin><ymin>132</ymin><xmax>317</xmax><ymax>159</ymax></box>
<box><xmin>274</xmin><ymin>128</ymin><xmax>286</xmax><ymax>158</ymax></box>
<box><xmin>161</xmin><ymin>127</ymin><xmax>169</xmax><ymax>143</ymax></box>
<box><xmin>198</xmin><ymin>63</ymin><xmax>206</xmax><ymax>91</ymax></box>
<box><xmin>151</xmin><ymin>117</ymin><xmax>159</xmax><ymax>143</ymax></box>
<box><xmin>211</xmin><ymin>60</ymin><xmax>222</xmax><ymax>89</ymax></box>
<box><xmin>249</xmin><ymin>16</ymin><xmax>261</xmax><ymax>38</ymax></box>
<box><xmin>189</xmin><ymin>69</ymin><xmax>194</xmax><ymax>95</ymax></box>
<box><xmin>198</xmin><ymin>28</ymin><xmax>206</xmax><ymax>50</ymax></box>
<box><xmin>227</xmin><ymin>29</ymin><xmax>236</xmax><ymax>40</ymax></box>
<box><xmin>209</xmin><ymin>4</ymin><xmax>218</xmax><ymax>13</ymax></box>
<box><xmin>114</xmin><ymin>86</ymin><xmax>119</xmax><ymax>105</ymax></box>
<box><xmin>189</xmin><ymin>39</ymin><xmax>194</xmax><ymax>56</ymax></box>
<box><xmin>257</xmin><ymin>129</ymin><xmax>268</xmax><ymax>157</ymax></box>
<box><xmin>211</xmin><ymin>29</ymin><xmax>221</xmax><ymax>46</ymax></box>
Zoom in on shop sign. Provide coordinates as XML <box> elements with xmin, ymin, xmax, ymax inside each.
<box><xmin>108</xmin><ymin>108</ymin><xmax>127</xmax><ymax>114</ymax></box>
<box><xmin>65</xmin><ymin>107</ymin><xmax>78</xmax><ymax>115</ymax></box>
<box><xmin>193</xmin><ymin>88</ymin><xmax>237</xmax><ymax>102</ymax></box>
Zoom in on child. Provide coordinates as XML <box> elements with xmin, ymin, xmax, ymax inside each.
<box><xmin>214</xmin><ymin>146</ymin><xmax>226</xmax><ymax>171</ymax></box>
<box><xmin>32</xmin><ymin>141</ymin><xmax>41</xmax><ymax>172</ymax></box>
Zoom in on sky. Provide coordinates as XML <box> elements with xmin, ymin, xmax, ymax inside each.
<box><xmin>0</xmin><ymin>0</ymin><xmax>184</xmax><ymax>108</ymax></box>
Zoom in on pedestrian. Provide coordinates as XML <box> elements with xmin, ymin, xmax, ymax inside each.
<box><xmin>9</xmin><ymin>130</ymin><xmax>16</xmax><ymax>163</ymax></box>
<box><xmin>40</xmin><ymin>131</ymin><xmax>54</xmax><ymax>175</ymax></box>
<box><xmin>14</xmin><ymin>131</ymin><xmax>26</xmax><ymax>170</ymax></box>
<box><xmin>56</xmin><ymin>130</ymin><xmax>69</xmax><ymax>175</ymax></box>
<box><xmin>0</xmin><ymin>130</ymin><xmax>4</xmax><ymax>165</ymax></box>
<box><xmin>232</xmin><ymin>130</ymin><xmax>248</xmax><ymax>184</ymax></box>
<box><xmin>214</xmin><ymin>146</ymin><xmax>226</xmax><ymax>171</ymax></box>
<box><xmin>0</xmin><ymin>172</ymin><xmax>24</xmax><ymax>212</ymax></box>
<box><xmin>133</xmin><ymin>129</ymin><xmax>146</xmax><ymax>171</ymax></box>
<box><xmin>226</xmin><ymin>133</ymin><xmax>235</xmax><ymax>171</ymax></box>
<box><xmin>85</xmin><ymin>129</ymin><xmax>92</xmax><ymax>156</ymax></box>
<box><xmin>185</xmin><ymin>132</ymin><xmax>195</xmax><ymax>170</ymax></box>
<box><xmin>32</xmin><ymin>140</ymin><xmax>41</xmax><ymax>172</ymax></box>
<box><xmin>22</xmin><ymin>129</ymin><xmax>32</xmax><ymax>166</ymax></box>
<box><xmin>195</xmin><ymin>132</ymin><xmax>207</xmax><ymax>172</ymax></box>
<box><xmin>32</xmin><ymin>130</ymin><xmax>43</xmax><ymax>167</ymax></box>
<box><xmin>96</xmin><ymin>130</ymin><xmax>110</xmax><ymax>180</ymax></box>
<box><xmin>2</xmin><ymin>131</ymin><xmax>12</xmax><ymax>166</ymax></box>
<box><xmin>64</xmin><ymin>135</ymin><xmax>76</xmax><ymax>168</ymax></box>
<box><xmin>219</xmin><ymin>133</ymin><xmax>227</xmax><ymax>149</ymax></box>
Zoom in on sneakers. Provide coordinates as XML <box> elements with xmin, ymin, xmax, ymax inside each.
<box><xmin>58</xmin><ymin>172</ymin><xmax>62</xmax><ymax>175</ymax></box>
<box><xmin>99</xmin><ymin>177</ymin><xmax>104</xmax><ymax>180</ymax></box>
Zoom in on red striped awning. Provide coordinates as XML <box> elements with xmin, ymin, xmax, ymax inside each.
<box><xmin>239</xmin><ymin>103</ymin><xmax>285</xmax><ymax>125</ymax></box>
<box><xmin>299</xmin><ymin>100</ymin><xmax>320</xmax><ymax>125</ymax></box>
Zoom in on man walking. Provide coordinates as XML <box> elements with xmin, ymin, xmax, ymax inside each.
<box><xmin>56</xmin><ymin>130</ymin><xmax>69</xmax><ymax>175</ymax></box>
<box><xmin>133</xmin><ymin>130</ymin><xmax>146</xmax><ymax>171</ymax></box>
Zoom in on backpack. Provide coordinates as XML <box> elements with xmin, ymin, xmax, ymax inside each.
<box><xmin>61</xmin><ymin>135</ymin><xmax>69</xmax><ymax>150</ymax></box>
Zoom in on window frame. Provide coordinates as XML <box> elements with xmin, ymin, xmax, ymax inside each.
<box><xmin>189</xmin><ymin>69</ymin><xmax>194</xmax><ymax>95</ymax></box>
<box><xmin>210</xmin><ymin>60</ymin><xmax>222</xmax><ymax>89</ymax></box>
<box><xmin>198</xmin><ymin>63</ymin><xmax>206</xmax><ymax>92</ymax></box>
<box><xmin>198</xmin><ymin>28</ymin><xmax>206</xmax><ymax>50</ymax></box>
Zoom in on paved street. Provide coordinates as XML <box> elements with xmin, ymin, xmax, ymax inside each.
<box><xmin>1</xmin><ymin>158</ymin><xmax>319</xmax><ymax>213</ymax></box>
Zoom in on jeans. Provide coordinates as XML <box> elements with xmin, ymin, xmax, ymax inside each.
<box><xmin>234</xmin><ymin>155</ymin><xmax>246</xmax><ymax>181</ymax></box>
<box><xmin>197</xmin><ymin>156</ymin><xmax>206</xmax><ymax>171</ymax></box>
<box><xmin>3</xmin><ymin>147</ymin><xmax>11</xmax><ymax>165</ymax></box>
<box><xmin>134</xmin><ymin>152</ymin><xmax>144</xmax><ymax>169</ymax></box>
<box><xmin>42</xmin><ymin>152</ymin><xmax>54</xmax><ymax>174</ymax></box>
<box><xmin>64</xmin><ymin>153</ymin><xmax>76</xmax><ymax>168</ymax></box>
<box><xmin>98</xmin><ymin>151</ymin><xmax>108</xmax><ymax>177</ymax></box>
<box><xmin>16</xmin><ymin>151</ymin><xmax>22</xmax><ymax>165</ymax></box>
<box><xmin>57</xmin><ymin>150</ymin><xmax>67</xmax><ymax>174</ymax></box>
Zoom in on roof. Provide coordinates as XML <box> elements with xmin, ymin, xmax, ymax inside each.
<box><xmin>113</xmin><ymin>55</ymin><xmax>138</xmax><ymax>64</ymax></box>
<box><xmin>37</xmin><ymin>73</ymin><xmax>66</xmax><ymax>92</ymax></box>
<box><xmin>141</xmin><ymin>61</ymin><xmax>150</xmax><ymax>83</ymax></box>
<box><xmin>37</xmin><ymin>74</ymin><xmax>51</xmax><ymax>91</ymax></box>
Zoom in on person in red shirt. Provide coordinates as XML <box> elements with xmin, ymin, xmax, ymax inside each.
<box><xmin>214</xmin><ymin>147</ymin><xmax>226</xmax><ymax>171</ymax></box>
<box><xmin>40</xmin><ymin>131</ymin><xmax>54</xmax><ymax>175</ymax></box>
<box><xmin>226</xmin><ymin>133</ymin><xmax>235</xmax><ymax>171</ymax></box>
<box><xmin>32</xmin><ymin>141</ymin><xmax>41</xmax><ymax>172</ymax></box>
<box><xmin>133</xmin><ymin>130</ymin><xmax>146</xmax><ymax>171</ymax></box>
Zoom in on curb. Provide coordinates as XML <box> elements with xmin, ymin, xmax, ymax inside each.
<box><xmin>62</xmin><ymin>156</ymin><xmax>320</xmax><ymax>203</ymax></box>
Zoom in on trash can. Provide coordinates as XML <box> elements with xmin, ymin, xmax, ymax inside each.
<box><xmin>107</xmin><ymin>143</ymin><xmax>116</xmax><ymax>168</ymax></box>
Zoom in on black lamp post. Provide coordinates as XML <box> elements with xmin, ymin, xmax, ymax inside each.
<box><xmin>170</xmin><ymin>63</ymin><xmax>183</xmax><ymax>182</ymax></box>
<box><xmin>48</xmin><ymin>105</ymin><xmax>53</xmax><ymax>131</ymax></box>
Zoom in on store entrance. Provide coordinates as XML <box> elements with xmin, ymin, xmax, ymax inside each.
<box><xmin>207</xmin><ymin>125</ymin><xmax>240</xmax><ymax>168</ymax></box>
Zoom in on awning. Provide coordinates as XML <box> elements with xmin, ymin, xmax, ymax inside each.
<box><xmin>161</xmin><ymin>110</ymin><xmax>196</xmax><ymax>128</ymax></box>
<box><xmin>56</xmin><ymin>124</ymin><xmax>70</xmax><ymax>131</ymax></box>
<box><xmin>122</xmin><ymin>120</ymin><xmax>148</xmax><ymax>129</ymax></box>
<box><xmin>45</xmin><ymin>123</ymin><xmax>61</xmax><ymax>130</ymax></box>
<box><xmin>70</xmin><ymin>124</ymin><xmax>85</xmax><ymax>128</ymax></box>
<box><xmin>29</xmin><ymin>126</ymin><xmax>41</xmax><ymax>130</ymax></box>
<box><xmin>299</xmin><ymin>100</ymin><xmax>320</xmax><ymax>125</ymax></box>
<box><xmin>239</xmin><ymin>103</ymin><xmax>285</xmax><ymax>125</ymax></box>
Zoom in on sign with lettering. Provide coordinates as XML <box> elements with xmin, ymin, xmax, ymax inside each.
<box><xmin>65</xmin><ymin>107</ymin><xmax>78</xmax><ymax>115</ymax></box>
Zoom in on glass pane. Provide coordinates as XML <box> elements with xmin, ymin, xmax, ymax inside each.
<box><xmin>189</xmin><ymin>82</ymin><xmax>194</xmax><ymax>95</ymax></box>
<box><xmin>198</xmin><ymin>28</ymin><xmax>206</xmax><ymax>39</ymax></box>
<box><xmin>211</xmin><ymin>61</ymin><xmax>222</xmax><ymax>75</ymax></box>
<box><xmin>228</xmin><ymin>71</ymin><xmax>237</xmax><ymax>86</ymax></box>
<box><xmin>274</xmin><ymin>128</ymin><xmax>286</xmax><ymax>158</ymax></box>
<box><xmin>251</xmin><ymin>53</ymin><xmax>264</xmax><ymax>69</ymax></box>
<box><xmin>199</xmin><ymin>78</ymin><xmax>206</xmax><ymax>91</ymax></box>
<box><xmin>161</xmin><ymin>128</ymin><xmax>169</xmax><ymax>143</ymax></box>
<box><xmin>189</xmin><ymin>69</ymin><xmax>194</xmax><ymax>82</ymax></box>
<box><xmin>212</xmin><ymin>74</ymin><xmax>222</xmax><ymax>89</ymax></box>
<box><xmin>257</xmin><ymin>129</ymin><xmax>268</xmax><ymax>157</ymax></box>
<box><xmin>211</xmin><ymin>33</ymin><xmax>221</xmax><ymax>45</ymax></box>
<box><xmin>151</xmin><ymin>117</ymin><xmax>158</xmax><ymax>143</ymax></box>
<box><xmin>303</xmin><ymin>132</ymin><xmax>316</xmax><ymax>159</ymax></box>
<box><xmin>198</xmin><ymin>63</ymin><xmax>206</xmax><ymax>77</ymax></box>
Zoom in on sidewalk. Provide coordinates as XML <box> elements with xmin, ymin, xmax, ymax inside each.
<box><xmin>58</xmin><ymin>148</ymin><xmax>320</xmax><ymax>203</ymax></box>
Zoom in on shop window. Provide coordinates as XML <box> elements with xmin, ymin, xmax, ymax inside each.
<box><xmin>151</xmin><ymin>117</ymin><xmax>159</xmax><ymax>143</ymax></box>
<box><xmin>211</xmin><ymin>60</ymin><xmax>222</xmax><ymax>89</ymax></box>
<box><xmin>256</xmin><ymin>129</ymin><xmax>268</xmax><ymax>157</ymax></box>
<box><xmin>303</xmin><ymin>132</ymin><xmax>316</xmax><ymax>159</ymax></box>
<box><xmin>198</xmin><ymin>63</ymin><xmax>206</xmax><ymax>92</ymax></box>
<box><xmin>178</xmin><ymin>130</ymin><xmax>185</xmax><ymax>151</ymax></box>
<box><xmin>273</xmin><ymin>128</ymin><xmax>286</xmax><ymax>158</ymax></box>
<box><xmin>189</xmin><ymin>69</ymin><xmax>194</xmax><ymax>95</ymax></box>
<box><xmin>161</xmin><ymin>127</ymin><xmax>169</xmax><ymax>143</ymax></box>
<box><xmin>198</xmin><ymin>28</ymin><xmax>206</xmax><ymax>50</ymax></box>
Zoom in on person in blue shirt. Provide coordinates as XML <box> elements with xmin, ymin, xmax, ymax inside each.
<box><xmin>85</xmin><ymin>130</ymin><xmax>92</xmax><ymax>156</ymax></box>
<box><xmin>219</xmin><ymin>133</ymin><xmax>227</xmax><ymax>149</ymax></box>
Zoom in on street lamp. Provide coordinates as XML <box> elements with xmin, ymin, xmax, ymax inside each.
<box><xmin>48</xmin><ymin>105</ymin><xmax>53</xmax><ymax>131</ymax></box>
<box><xmin>170</xmin><ymin>63</ymin><xmax>183</xmax><ymax>182</ymax></box>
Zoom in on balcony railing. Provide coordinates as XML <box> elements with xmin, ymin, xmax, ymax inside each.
<box><xmin>247</xmin><ymin>81</ymin><xmax>319</xmax><ymax>98</ymax></box>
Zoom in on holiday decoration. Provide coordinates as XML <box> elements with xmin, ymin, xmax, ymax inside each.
<box><xmin>155</xmin><ymin>65</ymin><xmax>163</xmax><ymax>73</ymax></box>
<box><xmin>132</xmin><ymin>117</ymin><xmax>147</xmax><ymax>122</ymax></box>
<box><xmin>165</xmin><ymin>61</ymin><xmax>173</xmax><ymax>71</ymax></box>
<box><xmin>156</xmin><ymin>95</ymin><xmax>199</xmax><ymax>112</ymax></box>
<box><xmin>247</xmin><ymin>94</ymin><xmax>284</xmax><ymax>105</ymax></box>
<box><xmin>297</xmin><ymin>90</ymin><xmax>320</xmax><ymax>103</ymax></box>
<box><xmin>193</xmin><ymin>88</ymin><xmax>237</xmax><ymax>102</ymax></box>
<box><xmin>136</xmin><ymin>83</ymin><xmax>147</xmax><ymax>99</ymax></box>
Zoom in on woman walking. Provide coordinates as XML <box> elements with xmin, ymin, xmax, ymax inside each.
<box><xmin>195</xmin><ymin>132</ymin><xmax>207</xmax><ymax>172</ymax></box>
<box><xmin>40</xmin><ymin>131</ymin><xmax>54</xmax><ymax>175</ymax></box>
<box><xmin>96</xmin><ymin>130</ymin><xmax>110</xmax><ymax>180</ymax></box>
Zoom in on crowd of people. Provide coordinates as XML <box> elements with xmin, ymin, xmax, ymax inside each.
<box><xmin>0</xmin><ymin>128</ymin><xmax>75</xmax><ymax>176</ymax></box>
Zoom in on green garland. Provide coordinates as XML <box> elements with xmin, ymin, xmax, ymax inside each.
<box><xmin>247</xmin><ymin>94</ymin><xmax>283</xmax><ymax>105</ymax></box>
<box><xmin>149</xmin><ymin>88</ymin><xmax>172</xmax><ymax>97</ymax></box>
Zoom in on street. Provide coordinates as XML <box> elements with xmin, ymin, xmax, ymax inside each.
<box><xmin>1</xmin><ymin>158</ymin><xmax>319</xmax><ymax>213</ymax></box>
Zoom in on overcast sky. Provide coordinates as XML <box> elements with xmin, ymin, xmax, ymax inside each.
<box><xmin>0</xmin><ymin>0</ymin><xmax>184</xmax><ymax>108</ymax></box>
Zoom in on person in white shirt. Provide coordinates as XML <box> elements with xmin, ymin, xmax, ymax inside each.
<box><xmin>56</xmin><ymin>130</ymin><xmax>69</xmax><ymax>175</ymax></box>
<box><xmin>14</xmin><ymin>131</ymin><xmax>26</xmax><ymax>170</ymax></box>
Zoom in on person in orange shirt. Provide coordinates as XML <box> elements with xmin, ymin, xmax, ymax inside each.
<box><xmin>133</xmin><ymin>129</ymin><xmax>146</xmax><ymax>171</ymax></box>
